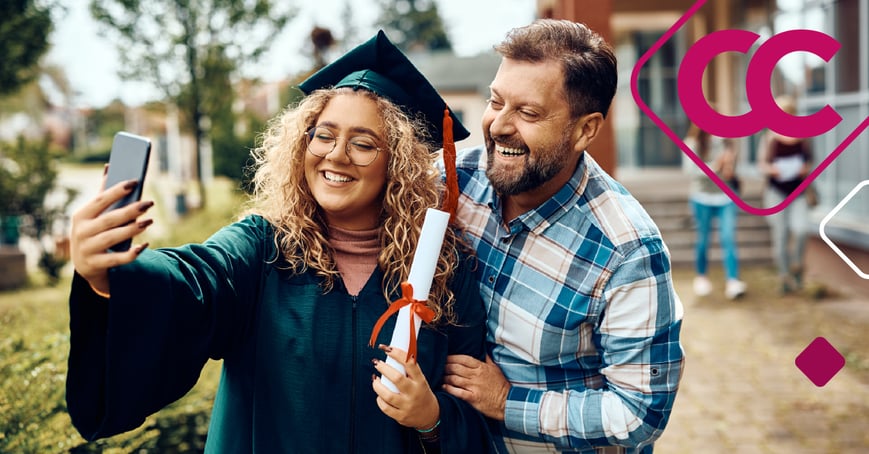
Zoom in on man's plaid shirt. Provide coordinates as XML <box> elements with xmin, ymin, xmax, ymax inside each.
<box><xmin>453</xmin><ymin>146</ymin><xmax>685</xmax><ymax>453</ymax></box>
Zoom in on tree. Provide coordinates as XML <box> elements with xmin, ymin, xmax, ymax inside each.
<box><xmin>89</xmin><ymin>0</ymin><xmax>295</xmax><ymax>208</ymax></box>
<box><xmin>204</xmin><ymin>49</ymin><xmax>259</xmax><ymax>192</ymax></box>
<box><xmin>310</xmin><ymin>26</ymin><xmax>336</xmax><ymax>70</ymax></box>
<box><xmin>0</xmin><ymin>135</ymin><xmax>77</xmax><ymax>283</ymax></box>
<box><xmin>86</xmin><ymin>99</ymin><xmax>127</xmax><ymax>151</ymax></box>
<box><xmin>375</xmin><ymin>0</ymin><xmax>452</xmax><ymax>52</ymax></box>
<box><xmin>0</xmin><ymin>0</ymin><xmax>53</xmax><ymax>96</ymax></box>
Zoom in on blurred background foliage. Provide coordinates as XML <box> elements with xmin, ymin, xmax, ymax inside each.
<box><xmin>0</xmin><ymin>136</ymin><xmax>78</xmax><ymax>282</ymax></box>
<box><xmin>0</xmin><ymin>0</ymin><xmax>53</xmax><ymax>96</ymax></box>
<box><xmin>0</xmin><ymin>179</ymin><xmax>243</xmax><ymax>453</ymax></box>
<box><xmin>0</xmin><ymin>0</ymin><xmax>452</xmax><ymax>451</ymax></box>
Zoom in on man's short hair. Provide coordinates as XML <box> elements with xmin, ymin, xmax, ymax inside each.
<box><xmin>495</xmin><ymin>19</ymin><xmax>617</xmax><ymax>119</ymax></box>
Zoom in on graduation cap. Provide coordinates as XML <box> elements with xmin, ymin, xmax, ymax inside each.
<box><xmin>298</xmin><ymin>30</ymin><xmax>466</xmax><ymax>220</ymax></box>
<box><xmin>298</xmin><ymin>30</ymin><xmax>470</xmax><ymax>144</ymax></box>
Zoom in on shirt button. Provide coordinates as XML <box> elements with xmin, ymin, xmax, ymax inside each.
<box><xmin>488</xmin><ymin>276</ymin><xmax>495</xmax><ymax>283</ymax></box>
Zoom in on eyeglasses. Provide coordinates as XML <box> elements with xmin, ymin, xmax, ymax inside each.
<box><xmin>305</xmin><ymin>126</ymin><xmax>383</xmax><ymax>167</ymax></box>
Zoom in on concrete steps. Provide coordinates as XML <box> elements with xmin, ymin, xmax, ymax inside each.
<box><xmin>617</xmin><ymin>168</ymin><xmax>773</xmax><ymax>268</ymax></box>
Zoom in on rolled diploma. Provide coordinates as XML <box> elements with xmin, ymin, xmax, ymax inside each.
<box><xmin>381</xmin><ymin>208</ymin><xmax>450</xmax><ymax>392</ymax></box>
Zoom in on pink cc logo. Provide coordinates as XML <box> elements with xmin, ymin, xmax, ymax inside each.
<box><xmin>678</xmin><ymin>29</ymin><xmax>842</xmax><ymax>138</ymax></box>
<box><xmin>632</xmin><ymin>0</ymin><xmax>869</xmax><ymax>216</ymax></box>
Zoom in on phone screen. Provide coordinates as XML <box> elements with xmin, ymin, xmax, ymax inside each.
<box><xmin>104</xmin><ymin>131</ymin><xmax>152</xmax><ymax>251</ymax></box>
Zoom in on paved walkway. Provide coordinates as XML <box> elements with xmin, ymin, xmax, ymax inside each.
<box><xmin>655</xmin><ymin>265</ymin><xmax>869</xmax><ymax>453</ymax></box>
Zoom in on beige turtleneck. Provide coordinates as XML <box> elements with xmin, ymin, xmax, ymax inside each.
<box><xmin>328</xmin><ymin>225</ymin><xmax>381</xmax><ymax>295</ymax></box>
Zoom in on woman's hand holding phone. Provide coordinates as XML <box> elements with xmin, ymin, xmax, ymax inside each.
<box><xmin>69</xmin><ymin>170</ymin><xmax>155</xmax><ymax>298</ymax></box>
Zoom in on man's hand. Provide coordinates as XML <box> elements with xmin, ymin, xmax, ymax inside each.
<box><xmin>443</xmin><ymin>354</ymin><xmax>510</xmax><ymax>421</ymax></box>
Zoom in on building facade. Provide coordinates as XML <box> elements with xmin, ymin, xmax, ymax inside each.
<box><xmin>540</xmin><ymin>0</ymin><xmax>868</xmax><ymax>286</ymax></box>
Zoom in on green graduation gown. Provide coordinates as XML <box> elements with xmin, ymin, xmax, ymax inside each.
<box><xmin>67</xmin><ymin>215</ymin><xmax>493</xmax><ymax>453</ymax></box>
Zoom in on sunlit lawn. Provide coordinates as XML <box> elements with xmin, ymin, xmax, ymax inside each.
<box><xmin>0</xmin><ymin>176</ymin><xmax>246</xmax><ymax>453</ymax></box>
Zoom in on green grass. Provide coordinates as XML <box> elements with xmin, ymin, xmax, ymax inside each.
<box><xmin>0</xmin><ymin>178</ymin><xmax>247</xmax><ymax>453</ymax></box>
<box><xmin>143</xmin><ymin>178</ymin><xmax>250</xmax><ymax>249</ymax></box>
<box><xmin>0</xmin><ymin>281</ymin><xmax>75</xmax><ymax>452</ymax></box>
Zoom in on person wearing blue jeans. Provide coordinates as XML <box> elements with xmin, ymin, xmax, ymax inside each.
<box><xmin>691</xmin><ymin>200</ymin><xmax>744</xmax><ymax>297</ymax></box>
<box><xmin>684</xmin><ymin>128</ymin><xmax>747</xmax><ymax>299</ymax></box>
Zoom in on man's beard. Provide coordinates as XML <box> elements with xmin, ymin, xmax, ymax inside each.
<box><xmin>485</xmin><ymin>130</ymin><xmax>573</xmax><ymax>196</ymax></box>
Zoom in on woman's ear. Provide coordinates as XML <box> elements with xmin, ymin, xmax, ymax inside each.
<box><xmin>572</xmin><ymin>112</ymin><xmax>605</xmax><ymax>153</ymax></box>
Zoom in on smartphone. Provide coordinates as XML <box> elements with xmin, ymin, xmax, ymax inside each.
<box><xmin>104</xmin><ymin>131</ymin><xmax>152</xmax><ymax>251</ymax></box>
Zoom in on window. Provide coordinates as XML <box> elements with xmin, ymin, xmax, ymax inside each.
<box><xmin>834</xmin><ymin>0</ymin><xmax>860</xmax><ymax>93</ymax></box>
<box><xmin>632</xmin><ymin>30</ymin><xmax>684</xmax><ymax>167</ymax></box>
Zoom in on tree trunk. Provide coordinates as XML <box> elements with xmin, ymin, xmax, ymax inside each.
<box><xmin>180</xmin><ymin>5</ymin><xmax>207</xmax><ymax>209</ymax></box>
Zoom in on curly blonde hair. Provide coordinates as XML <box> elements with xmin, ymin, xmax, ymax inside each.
<box><xmin>246</xmin><ymin>87</ymin><xmax>462</xmax><ymax>324</ymax></box>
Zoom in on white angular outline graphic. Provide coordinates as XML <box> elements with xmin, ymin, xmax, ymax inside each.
<box><xmin>818</xmin><ymin>180</ymin><xmax>869</xmax><ymax>279</ymax></box>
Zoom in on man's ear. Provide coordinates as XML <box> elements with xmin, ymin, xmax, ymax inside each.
<box><xmin>571</xmin><ymin>112</ymin><xmax>605</xmax><ymax>152</ymax></box>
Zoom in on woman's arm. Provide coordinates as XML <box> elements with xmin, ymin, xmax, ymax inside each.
<box><xmin>67</xmin><ymin>216</ymin><xmax>271</xmax><ymax>440</ymax></box>
<box><xmin>371</xmin><ymin>253</ymin><xmax>494</xmax><ymax>453</ymax></box>
<box><xmin>69</xmin><ymin>175</ymin><xmax>155</xmax><ymax>296</ymax></box>
<box><xmin>799</xmin><ymin>138</ymin><xmax>813</xmax><ymax>178</ymax></box>
<box><xmin>716</xmin><ymin>141</ymin><xmax>738</xmax><ymax>181</ymax></box>
<box><xmin>757</xmin><ymin>132</ymin><xmax>779</xmax><ymax>177</ymax></box>
<box><xmin>434</xmin><ymin>254</ymin><xmax>494</xmax><ymax>453</ymax></box>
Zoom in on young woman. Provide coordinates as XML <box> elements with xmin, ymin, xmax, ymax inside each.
<box><xmin>758</xmin><ymin>95</ymin><xmax>814</xmax><ymax>293</ymax></box>
<box><xmin>684</xmin><ymin>123</ymin><xmax>747</xmax><ymax>299</ymax></box>
<box><xmin>66</xmin><ymin>32</ymin><xmax>492</xmax><ymax>453</ymax></box>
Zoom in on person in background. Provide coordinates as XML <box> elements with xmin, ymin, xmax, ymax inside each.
<box><xmin>65</xmin><ymin>31</ymin><xmax>494</xmax><ymax>453</ymax></box>
<box><xmin>442</xmin><ymin>19</ymin><xmax>685</xmax><ymax>453</ymax></box>
<box><xmin>684</xmin><ymin>123</ymin><xmax>747</xmax><ymax>300</ymax></box>
<box><xmin>758</xmin><ymin>95</ymin><xmax>813</xmax><ymax>294</ymax></box>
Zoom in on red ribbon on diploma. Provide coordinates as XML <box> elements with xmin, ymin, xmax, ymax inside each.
<box><xmin>369</xmin><ymin>282</ymin><xmax>435</xmax><ymax>362</ymax></box>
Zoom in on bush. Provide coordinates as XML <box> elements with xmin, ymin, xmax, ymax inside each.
<box><xmin>1</xmin><ymin>180</ymin><xmax>245</xmax><ymax>453</ymax></box>
<box><xmin>63</xmin><ymin>148</ymin><xmax>112</xmax><ymax>165</ymax></box>
<box><xmin>0</xmin><ymin>136</ymin><xmax>60</xmax><ymax>217</ymax></box>
<box><xmin>0</xmin><ymin>282</ymin><xmax>83</xmax><ymax>453</ymax></box>
<box><xmin>0</xmin><ymin>136</ymin><xmax>78</xmax><ymax>284</ymax></box>
<box><xmin>212</xmin><ymin>115</ymin><xmax>265</xmax><ymax>194</ymax></box>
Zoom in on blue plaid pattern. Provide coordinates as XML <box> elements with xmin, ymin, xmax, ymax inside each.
<box><xmin>454</xmin><ymin>146</ymin><xmax>685</xmax><ymax>453</ymax></box>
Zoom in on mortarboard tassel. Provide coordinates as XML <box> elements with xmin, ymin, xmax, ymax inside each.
<box><xmin>441</xmin><ymin>108</ymin><xmax>458</xmax><ymax>223</ymax></box>
<box><xmin>368</xmin><ymin>110</ymin><xmax>457</xmax><ymax>381</ymax></box>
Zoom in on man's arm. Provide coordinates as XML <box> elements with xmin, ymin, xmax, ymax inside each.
<box><xmin>446</xmin><ymin>238</ymin><xmax>685</xmax><ymax>450</ymax></box>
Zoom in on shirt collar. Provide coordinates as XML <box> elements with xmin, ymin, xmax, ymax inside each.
<box><xmin>495</xmin><ymin>152</ymin><xmax>591</xmax><ymax>235</ymax></box>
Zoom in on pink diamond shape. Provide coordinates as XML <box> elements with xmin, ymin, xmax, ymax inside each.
<box><xmin>794</xmin><ymin>337</ymin><xmax>846</xmax><ymax>387</ymax></box>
